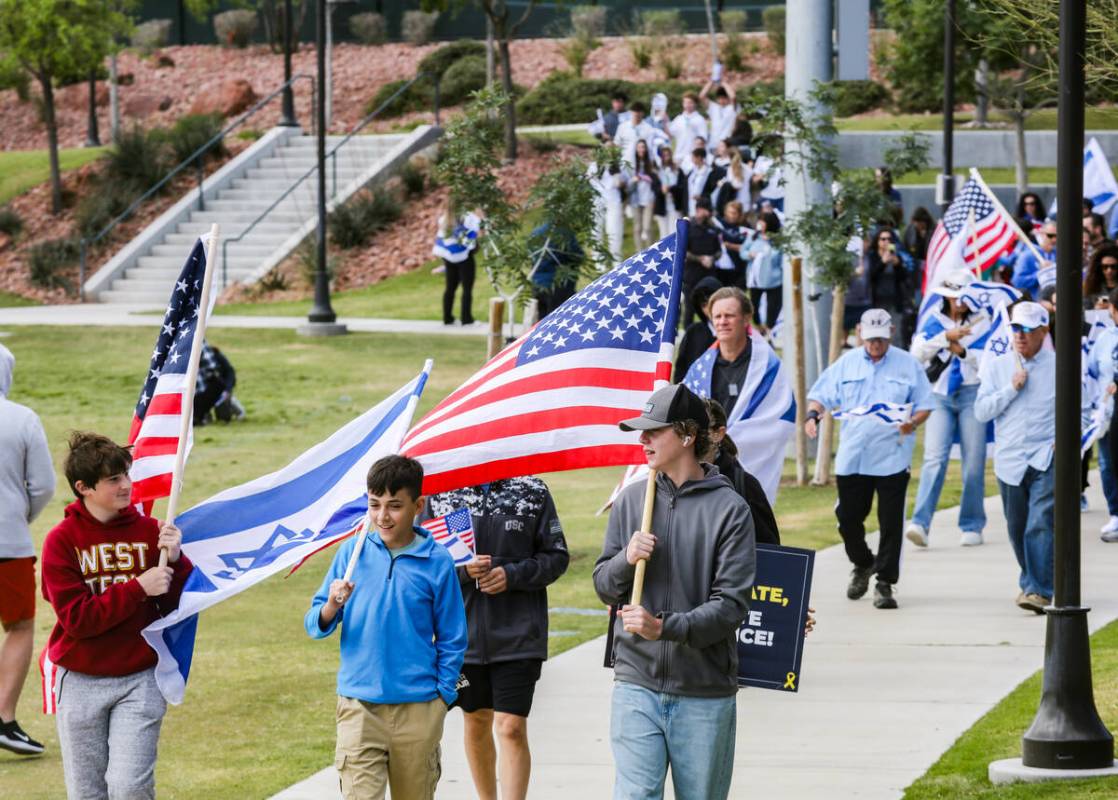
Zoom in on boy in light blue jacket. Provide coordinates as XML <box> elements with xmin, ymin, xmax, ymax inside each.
<box><xmin>306</xmin><ymin>455</ymin><xmax>467</xmax><ymax>800</ymax></box>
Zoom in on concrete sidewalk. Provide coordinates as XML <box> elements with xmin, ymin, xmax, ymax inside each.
<box><xmin>273</xmin><ymin>486</ymin><xmax>1118</xmax><ymax>800</ymax></box>
<box><xmin>0</xmin><ymin>304</ymin><xmax>493</xmax><ymax>337</ymax></box>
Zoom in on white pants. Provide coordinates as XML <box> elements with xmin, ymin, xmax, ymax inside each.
<box><xmin>596</xmin><ymin>203</ymin><xmax>625</xmax><ymax>269</ymax></box>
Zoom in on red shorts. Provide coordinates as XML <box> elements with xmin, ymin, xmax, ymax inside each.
<box><xmin>0</xmin><ymin>557</ymin><xmax>36</xmax><ymax>626</ymax></box>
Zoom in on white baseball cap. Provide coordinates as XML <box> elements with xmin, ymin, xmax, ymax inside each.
<box><xmin>859</xmin><ymin>308</ymin><xmax>894</xmax><ymax>340</ymax></box>
<box><xmin>1010</xmin><ymin>301</ymin><xmax>1050</xmax><ymax>331</ymax></box>
<box><xmin>936</xmin><ymin>269</ymin><xmax>974</xmax><ymax>299</ymax></box>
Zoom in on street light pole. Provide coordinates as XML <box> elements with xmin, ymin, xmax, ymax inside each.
<box><xmin>1021</xmin><ymin>0</ymin><xmax>1113</xmax><ymax>771</ymax></box>
<box><xmin>937</xmin><ymin>0</ymin><xmax>955</xmax><ymax>211</ymax></box>
<box><xmin>280</xmin><ymin>0</ymin><xmax>298</xmax><ymax>127</ymax></box>
<box><xmin>300</xmin><ymin>0</ymin><xmax>346</xmax><ymax>337</ymax></box>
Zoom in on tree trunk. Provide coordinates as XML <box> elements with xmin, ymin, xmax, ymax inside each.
<box><xmin>812</xmin><ymin>285</ymin><xmax>847</xmax><ymax>486</ymax></box>
<box><xmin>1013</xmin><ymin>103</ymin><xmax>1028</xmax><ymax>197</ymax></box>
<box><xmin>40</xmin><ymin>74</ymin><xmax>63</xmax><ymax>214</ymax></box>
<box><xmin>109</xmin><ymin>52</ymin><xmax>120</xmax><ymax>143</ymax></box>
<box><xmin>974</xmin><ymin>59</ymin><xmax>989</xmax><ymax>126</ymax></box>
<box><xmin>497</xmin><ymin>36</ymin><xmax>517</xmax><ymax>161</ymax></box>
<box><xmin>85</xmin><ymin>70</ymin><xmax>101</xmax><ymax>147</ymax></box>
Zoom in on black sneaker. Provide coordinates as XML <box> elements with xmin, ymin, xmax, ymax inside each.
<box><xmin>873</xmin><ymin>581</ymin><xmax>898</xmax><ymax>610</ymax></box>
<box><xmin>847</xmin><ymin>564</ymin><xmax>875</xmax><ymax>600</ymax></box>
<box><xmin>0</xmin><ymin>719</ymin><xmax>44</xmax><ymax>755</ymax></box>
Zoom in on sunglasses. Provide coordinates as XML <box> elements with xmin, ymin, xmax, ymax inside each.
<box><xmin>1102</xmin><ymin>261</ymin><xmax>1118</xmax><ymax>271</ymax></box>
<box><xmin>1011</xmin><ymin>324</ymin><xmax>1039</xmax><ymax>333</ymax></box>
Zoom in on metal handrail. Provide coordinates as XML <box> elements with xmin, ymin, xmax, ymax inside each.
<box><xmin>220</xmin><ymin>72</ymin><xmax>441</xmax><ymax>289</ymax></box>
<box><xmin>78</xmin><ymin>72</ymin><xmax>316</xmax><ymax>300</ymax></box>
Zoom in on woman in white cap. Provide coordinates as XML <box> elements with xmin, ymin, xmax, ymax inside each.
<box><xmin>905</xmin><ymin>269</ymin><xmax>989</xmax><ymax>548</ymax></box>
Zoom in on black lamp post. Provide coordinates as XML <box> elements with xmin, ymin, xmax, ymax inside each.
<box><xmin>301</xmin><ymin>0</ymin><xmax>344</xmax><ymax>336</ymax></box>
<box><xmin>1020</xmin><ymin>0</ymin><xmax>1113</xmax><ymax>770</ymax></box>
<box><xmin>938</xmin><ymin>0</ymin><xmax>955</xmax><ymax>212</ymax></box>
<box><xmin>280</xmin><ymin>0</ymin><xmax>298</xmax><ymax>127</ymax></box>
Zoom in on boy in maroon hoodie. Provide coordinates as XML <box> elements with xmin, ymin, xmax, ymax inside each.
<box><xmin>41</xmin><ymin>432</ymin><xmax>193</xmax><ymax>800</ymax></box>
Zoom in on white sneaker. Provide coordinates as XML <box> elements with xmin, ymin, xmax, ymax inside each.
<box><xmin>960</xmin><ymin>531</ymin><xmax>984</xmax><ymax>547</ymax></box>
<box><xmin>1101</xmin><ymin>516</ymin><xmax>1118</xmax><ymax>534</ymax></box>
<box><xmin>904</xmin><ymin>522</ymin><xmax>928</xmax><ymax>547</ymax></box>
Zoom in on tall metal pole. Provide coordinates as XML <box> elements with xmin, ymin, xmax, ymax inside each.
<box><xmin>306</xmin><ymin>0</ymin><xmax>339</xmax><ymax>328</ymax></box>
<box><xmin>280</xmin><ymin>0</ymin><xmax>298</xmax><ymax>127</ymax></box>
<box><xmin>938</xmin><ymin>0</ymin><xmax>956</xmax><ymax>211</ymax></box>
<box><xmin>1021</xmin><ymin>0</ymin><xmax>1112</xmax><ymax>770</ymax></box>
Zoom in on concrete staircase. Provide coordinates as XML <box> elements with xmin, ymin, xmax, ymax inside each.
<box><xmin>87</xmin><ymin>126</ymin><xmax>439</xmax><ymax>305</ymax></box>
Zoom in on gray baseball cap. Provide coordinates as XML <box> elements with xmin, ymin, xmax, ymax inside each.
<box><xmin>619</xmin><ymin>384</ymin><xmax>710</xmax><ymax>432</ymax></box>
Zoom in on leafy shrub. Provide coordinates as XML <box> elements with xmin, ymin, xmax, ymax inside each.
<box><xmin>105</xmin><ymin>127</ymin><xmax>170</xmax><ymax>192</ymax></box>
<box><xmin>660</xmin><ymin>53</ymin><xmax>683</xmax><ymax>81</ymax></box>
<box><xmin>627</xmin><ymin>37</ymin><xmax>653</xmax><ymax>69</ymax></box>
<box><xmin>349</xmin><ymin>12</ymin><xmax>387</xmax><ymax>45</ymax></box>
<box><xmin>570</xmin><ymin>5</ymin><xmax>607</xmax><ymax>40</ymax></box>
<box><xmin>0</xmin><ymin>206</ymin><xmax>22</xmax><ymax>237</ymax></box>
<box><xmin>329</xmin><ymin>188</ymin><xmax>402</xmax><ymax>249</ymax></box>
<box><xmin>720</xmin><ymin>10</ymin><xmax>748</xmax><ymax>34</ymax></box>
<box><xmin>75</xmin><ymin>186</ymin><xmax>134</xmax><ymax>238</ymax></box>
<box><xmin>831</xmin><ymin>80</ymin><xmax>890</xmax><ymax>117</ymax></box>
<box><xmin>214</xmin><ymin>10</ymin><xmax>257</xmax><ymax>48</ymax></box>
<box><xmin>295</xmin><ymin>237</ymin><xmax>334</xmax><ymax>286</ymax></box>
<box><xmin>167</xmin><ymin>113</ymin><xmax>226</xmax><ymax>165</ymax></box>
<box><xmin>641</xmin><ymin>10</ymin><xmax>683</xmax><ymax>38</ymax></box>
<box><xmin>365</xmin><ymin>79</ymin><xmax>431</xmax><ymax>118</ymax></box>
<box><xmin>258</xmin><ymin>266</ymin><xmax>289</xmax><ymax>292</ymax></box>
<box><xmin>440</xmin><ymin>54</ymin><xmax>487</xmax><ymax>105</ymax></box>
<box><xmin>561</xmin><ymin>36</ymin><xmax>592</xmax><ymax>78</ymax></box>
<box><xmin>517</xmin><ymin>73</ymin><xmax>701</xmax><ymax>126</ymax></box>
<box><xmin>398</xmin><ymin>161</ymin><xmax>426</xmax><ymax>196</ymax></box>
<box><xmin>402</xmin><ymin>10</ymin><xmax>438</xmax><ymax>46</ymax></box>
<box><xmin>0</xmin><ymin>53</ymin><xmax>30</xmax><ymax>101</ymax></box>
<box><xmin>418</xmin><ymin>40</ymin><xmax>486</xmax><ymax>80</ymax></box>
<box><xmin>236</xmin><ymin>128</ymin><xmax>263</xmax><ymax>141</ymax></box>
<box><xmin>722</xmin><ymin>35</ymin><xmax>749</xmax><ymax>73</ymax></box>
<box><xmin>526</xmin><ymin>135</ymin><xmax>559</xmax><ymax>154</ymax></box>
<box><xmin>131</xmin><ymin>19</ymin><xmax>172</xmax><ymax>52</ymax></box>
<box><xmin>763</xmin><ymin>6</ymin><xmax>786</xmax><ymax>55</ymax></box>
<box><xmin>27</xmin><ymin>238</ymin><xmax>78</xmax><ymax>290</ymax></box>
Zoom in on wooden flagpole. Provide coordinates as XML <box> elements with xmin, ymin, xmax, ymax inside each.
<box><xmin>337</xmin><ymin>515</ymin><xmax>374</xmax><ymax>601</ymax></box>
<box><xmin>159</xmin><ymin>223</ymin><xmax>220</xmax><ymax>567</ymax></box>
<box><xmin>629</xmin><ymin>469</ymin><xmax>658</xmax><ymax>607</ymax></box>
<box><xmin>969</xmin><ymin>167</ymin><xmax>1048</xmax><ymax>267</ymax></box>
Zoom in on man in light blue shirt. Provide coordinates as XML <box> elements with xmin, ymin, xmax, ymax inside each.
<box><xmin>974</xmin><ymin>301</ymin><xmax>1056</xmax><ymax>613</ymax></box>
<box><xmin>806</xmin><ymin>309</ymin><xmax>934</xmax><ymax>609</ymax></box>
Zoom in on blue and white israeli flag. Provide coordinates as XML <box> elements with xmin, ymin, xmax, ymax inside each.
<box><xmin>832</xmin><ymin>401</ymin><xmax>912</xmax><ymax>426</ymax></box>
<box><xmin>141</xmin><ymin>363</ymin><xmax>432</xmax><ymax>704</ymax></box>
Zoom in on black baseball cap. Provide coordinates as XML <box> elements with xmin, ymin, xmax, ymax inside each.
<box><xmin>619</xmin><ymin>384</ymin><xmax>710</xmax><ymax>431</ymax></box>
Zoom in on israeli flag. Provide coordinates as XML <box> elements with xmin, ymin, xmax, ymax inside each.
<box><xmin>833</xmin><ymin>402</ymin><xmax>912</xmax><ymax>426</ymax></box>
<box><xmin>1049</xmin><ymin>137</ymin><xmax>1118</xmax><ymax>216</ymax></box>
<box><xmin>432</xmin><ymin>213</ymin><xmax>481</xmax><ymax>263</ymax></box>
<box><xmin>971</xmin><ymin>302</ymin><xmax>1014</xmax><ymax>367</ymax></box>
<box><xmin>960</xmin><ymin>281</ymin><xmax>1021</xmax><ymax>318</ymax></box>
<box><xmin>1082</xmin><ymin>399</ymin><xmax>1111</xmax><ymax>457</ymax></box>
<box><xmin>141</xmin><ymin>362</ymin><xmax>432</xmax><ymax>704</ymax></box>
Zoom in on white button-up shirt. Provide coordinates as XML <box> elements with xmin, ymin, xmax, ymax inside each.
<box><xmin>974</xmin><ymin>348</ymin><xmax>1055</xmax><ymax>486</ymax></box>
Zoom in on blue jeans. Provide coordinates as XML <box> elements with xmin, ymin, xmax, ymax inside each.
<box><xmin>609</xmin><ymin>681</ymin><xmax>736</xmax><ymax>800</ymax></box>
<box><xmin>910</xmin><ymin>384</ymin><xmax>988</xmax><ymax>534</ymax></box>
<box><xmin>998</xmin><ymin>464</ymin><xmax>1055</xmax><ymax>598</ymax></box>
<box><xmin>1097</xmin><ymin>434</ymin><xmax>1118</xmax><ymax>516</ymax></box>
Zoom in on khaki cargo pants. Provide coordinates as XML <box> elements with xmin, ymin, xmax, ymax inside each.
<box><xmin>335</xmin><ymin>695</ymin><xmax>448</xmax><ymax>800</ymax></box>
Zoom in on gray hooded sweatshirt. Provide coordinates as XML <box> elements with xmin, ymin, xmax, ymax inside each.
<box><xmin>0</xmin><ymin>344</ymin><xmax>56</xmax><ymax>558</ymax></box>
<box><xmin>594</xmin><ymin>465</ymin><xmax>756</xmax><ymax>698</ymax></box>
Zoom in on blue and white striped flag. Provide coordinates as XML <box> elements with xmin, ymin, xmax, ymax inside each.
<box><xmin>833</xmin><ymin>401</ymin><xmax>912</xmax><ymax>426</ymax></box>
<box><xmin>959</xmin><ymin>280</ymin><xmax>1021</xmax><ymax>318</ymax></box>
<box><xmin>1082</xmin><ymin>399</ymin><xmax>1110</xmax><ymax>456</ymax></box>
<box><xmin>1051</xmin><ymin>138</ymin><xmax>1118</xmax><ymax>216</ymax></box>
<box><xmin>432</xmin><ymin>213</ymin><xmax>481</xmax><ymax>263</ymax></box>
<box><xmin>141</xmin><ymin>363</ymin><xmax>432</xmax><ymax>704</ymax></box>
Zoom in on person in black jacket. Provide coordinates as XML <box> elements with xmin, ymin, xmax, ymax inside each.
<box><xmin>702</xmin><ymin>398</ymin><xmax>780</xmax><ymax>545</ymax></box>
<box><xmin>425</xmin><ymin>478</ymin><xmax>569</xmax><ymax>800</ymax></box>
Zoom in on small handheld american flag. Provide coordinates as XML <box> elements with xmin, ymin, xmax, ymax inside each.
<box><xmin>127</xmin><ymin>237</ymin><xmax>213</xmax><ymax>505</ymax></box>
<box><xmin>424</xmin><ymin>507</ymin><xmax>476</xmax><ymax>565</ymax></box>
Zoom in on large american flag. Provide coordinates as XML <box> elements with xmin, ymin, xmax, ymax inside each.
<box><xmin>925</xmin><ymin>177</ymin><xmax>1018</xmax><ymax>291</ymax></box>
<box><xmin>128</xmin><ymin>237</ymin><xmax>211</xmax><ymax>504</ymax></box>
<box><xmin>401</xmin><ymin>223</ymin><xmax>686</xmax><ymax>495</ymax></box>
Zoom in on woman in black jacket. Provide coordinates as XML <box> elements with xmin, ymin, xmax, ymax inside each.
<box><xmin>702</xmin><ymin>398</ymin><xmax>780</xmax><ymax>545</ymax></box>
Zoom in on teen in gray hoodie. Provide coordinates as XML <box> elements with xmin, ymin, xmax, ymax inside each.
<box><xmin>0</xmin><ymin>343</ymin><xmax>55</xmax><ymax>755</ymax></box>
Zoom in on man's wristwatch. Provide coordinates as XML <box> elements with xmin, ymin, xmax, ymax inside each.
<box><xmin>806</xmin><ymin>409</ymin><xmax>821</xmax><ymax>423</ymax></box>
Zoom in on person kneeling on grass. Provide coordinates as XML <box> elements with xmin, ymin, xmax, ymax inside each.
<box><xmin>306</xmin><ymin>455</ymin><xmax>467</xmax><ymax>800</ymax></box>
<box><xmin>42</xmin><ymin>432</ymin><xmax>193</xmax><ymax>799</ymax></box>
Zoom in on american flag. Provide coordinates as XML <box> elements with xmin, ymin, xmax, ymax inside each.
<box><xmin>925</xmin><ymin>177</ymin><xmax>1018</xmax><ymax>291</ymax></box>
<box><xmin>128</xmin><ymin>237</ymin><xmax>211</xmax><ymax>504</ymax></box>
<box><xmin>424</xmin><ymin>507</ymin><xmax>476</xmax><ymax>565</ymax></box>
<box><xmin>401</xmin><ymin>224</ymin><xmax>685</xmax><ymax>495</ymax></box>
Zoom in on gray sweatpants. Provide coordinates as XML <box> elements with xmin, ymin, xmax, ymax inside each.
<box><xmin>55</xmin><ymin>666</ymin><xmax>166</xmax><ymax>800</ymax></box>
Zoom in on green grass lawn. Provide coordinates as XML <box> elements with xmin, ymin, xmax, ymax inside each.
<box><xmin>0</xmin><ymin>322</ymin><xmax>1004</xmax><ymax>798</ymax></box>
<box><xmin>836</xmin><ymin>107</ymin><xmax>1118</xmax><ymax>132</ymax></box>
<box><xmin>905</xmin><ymin>620</ymin><xmax>1118</xmax><ymax>799</ymax></box>
<box><xmin>0</xmin><ymin>147</ymin><xmax>107</xmax><ymax>206</ymax></box>
<box><xmin>0</xmin><ymin>290</ymin><xmax>39</xmax><ymax>307</ymax></box>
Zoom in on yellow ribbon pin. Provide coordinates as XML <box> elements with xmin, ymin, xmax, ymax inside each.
<box><xmin>783</xmin><ymin>671</ymin><xmax>797</xmax><ymax>690</ymax></box>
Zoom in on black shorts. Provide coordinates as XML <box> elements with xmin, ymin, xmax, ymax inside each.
<box><xmin>454</xmin><ymin>659</ymin><xmax>543</xmax><ymax>718</ymax></box>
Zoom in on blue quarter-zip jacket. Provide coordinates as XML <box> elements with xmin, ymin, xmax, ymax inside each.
<box><xmin>305</xmin><ymin>526</ymin><xmax>467</xmax><ymax>705</ymax></box>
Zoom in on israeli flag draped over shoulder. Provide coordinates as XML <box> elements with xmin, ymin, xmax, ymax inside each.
<box><xmin>682</xmin><ymin>331</ymin><xmax>795</xmax><ymax>503</ymax></box>
<box><xmin>432</xmin><ymin>212</ymin><xmax>481</xmax><ymax>263</ymax></box>
<box><xmin>1082</xmin><ymin>309</ymin><xmax>1116</xmax><ymax>455</ymax></box>
<box><xmin>141</xmin><ymin>363</ymin><xmax>432</xmax><ymax>704</ymax></box>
